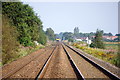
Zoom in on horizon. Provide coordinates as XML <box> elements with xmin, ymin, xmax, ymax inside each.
<box><xmin>55</xmin><ymin>31</ymin><xmax>118</xmax><ymax>36</ymax></box>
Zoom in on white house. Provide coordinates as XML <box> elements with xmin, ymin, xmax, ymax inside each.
<box><xmin>75</xmin><ymin>38</ymin><xmax>82</xmax><ymax>41</ymax></box>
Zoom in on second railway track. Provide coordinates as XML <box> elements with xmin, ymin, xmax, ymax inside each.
<box><xmin>2</xmin><ymin>44</ymin><xmax>57</xmax><ymax>79</ymax></box>
<box><xmin>63</xmin><ymin>43</ymin><xmax>120</xmax><ymax>80</ymax></box>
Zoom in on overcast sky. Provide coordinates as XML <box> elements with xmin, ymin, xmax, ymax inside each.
<box><xmin>23</xmin><ymin>2</ymin><xmax>118</xmax><ymax>35</ymax></box>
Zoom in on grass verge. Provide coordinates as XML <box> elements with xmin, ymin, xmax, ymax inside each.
<box><xmin>1</xmin><ymin>44</ymin><xmax>45</xmax><ymax>67</ymax></box>
<box><xmin>72</xmin><ymin>43</ymin><xmax>119</xmax><ymax>68</ymax></box>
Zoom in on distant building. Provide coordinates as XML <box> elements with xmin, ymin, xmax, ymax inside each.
<box><xmin>92</xmin><ymin>36</ymin><xmax>118</xmax><ymax>40</ymax></box>
<box><xmin>75</xmin><ymin>37</ymin><xmax>92</xmax><ymax>44</ymax></box>
<box><xmin>110</xmin><ymin>36</ymin><xmax>118</xmax><ymax>40</ymax></box>
<box><xmin>82</xmin><ymin>37</ymin><xmax>92</xmax><ymax>44</ymax></box>
<box><xmin>75</xmin><ymin>38</ymin><xmax>82</xmax><ymax>41</ymax></box>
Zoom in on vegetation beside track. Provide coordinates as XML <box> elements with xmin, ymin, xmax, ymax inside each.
<box><xmin>2</xmin><ymin>2</ymin><xmax>54</xmax><ymax>66</ymax></box>
<box><xmin>72</xmin><ymin>42</ymin><xmax>120</xmax><ymax>67</ymax></box>
<box><xmin>1</xmin><ymin>44</ymin><xmax>45</xmax><ymax>67</ymax></box>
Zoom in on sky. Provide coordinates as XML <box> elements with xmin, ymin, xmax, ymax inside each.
<box><xmin>23</xmin><ymin>2</ymin><xmax>118</xmax><ymax>35</ymax></box>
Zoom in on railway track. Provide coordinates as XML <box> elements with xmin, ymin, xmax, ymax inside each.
<box><xmin>2</xmin><ymin>44</ymin><xmax>57</xmax><ymax>79</ymax></box>
<box><xmin>35</xmin><ymin>44</ymin><xmax>58</xmax><ymax>79</ymax></box>
<box><xmin>35</xmin><ymin>43</ymin><xmax>116</xmax><ymax>79</ymax></box>
<box><xmin>62</xmin><ymin>43</ymin><xmax>120</xmax><ymax>80</ymax></box>
<box><xmin>2</xmin><ymin>43</ymin><xmax>120</xmax><ymax>79</ymax></box>
<box><xmin>2</xmin><ymin>43</ymin><xmax>82</xmax><ymax>79</ymax></box>
<box><xmin>35</xmin><ymin>43</ymin><xmax>77</xmax><ymax>79</ymax></box>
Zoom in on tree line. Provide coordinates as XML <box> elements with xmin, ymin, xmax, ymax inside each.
<box><xmin>2</xmin><ymin>2</ymin><xmax>47</xmax><ymax>46</ymax></box>
<box><xmin>2</xmin><ymin>2</ymin><xmax>55</xmax><ymax>64</ymax></box>
<box><xmin>57</xmin><ymin>27</ymin><xmax>115</xmax><ymax>49</ymax></box>
<box><xmin>58</xmin><ymin>27</ymin><xmax>116</xmax><ymax>42</ymax></box>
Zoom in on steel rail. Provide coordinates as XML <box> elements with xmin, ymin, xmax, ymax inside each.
<box><xmin>35</xmin><ymin>44</ymin><xmax>58</xmax><ymax>80</ymax></box>
<box><xmin>2</xmin><ymin>49</ymin><xmax>46</xmax><ymax>79</ymax></box>
<box><xmin>2</xmin><ymin>45</ymin><xmax>55</xmax><ymax>79</ymax></box>
<box><xmin>64</xmin><ymin>43</ymin><xmax>120</xmax><ymax>80</ymax></box>
<box><xmin>62</xmin><ymin>44</ymin><xmax>85</xmax><ymax>80</ymax></box>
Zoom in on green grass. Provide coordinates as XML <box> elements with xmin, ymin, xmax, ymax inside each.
<box><xmin>105</xmin><ymin>44</ymin><xmax>118</xmax><ymax>52</ymax></box>
<box><xmin>105</xmin><ymin>43</ymin><xmax>120</xmax><ymax>67</ymax></box>
<box><xmin>2</xmin><ymin>45</ymin><xmax>45</xmax><ymax>66</ymax></box>
<box><xmin>72</xmin><ymin>42</ymin><xmax>120</xmax><ymax>67</ymax></box>
<box><xmin>0</xmin><ymin>62</ymin><xmax>2</xmax><ymax>67</ymax></box>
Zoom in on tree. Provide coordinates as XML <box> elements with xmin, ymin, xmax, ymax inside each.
<box><xmin>38</xmin><ymin>30</ymin><xmax>47</xmax><ymax>45</ymax></box>
<box><xmin>74</xmin><ymin>27</ymin><xmax>79</xmax><ymax>38</ymax></box>
<box><xmin>2</xmin><ymin>2</ymin><xmax>47</xmax><ymax>46</ymax></box>
<box><xmin>74</xmin><ymin>27</ymin><xmax>79</xmax><ymax>34</ymax></box>
<box><xmin>46</xmin><ymin>28</ymin><xmax>55</xmax><ymax>41</ymax></box>
<box><xmin>115</xmin><ymin>34</ymin><xmax>120</xmax><ymax>36</ymax></box>
<box><xmin>90</xmin><ymin>29</ymin><xmax>105</xmax><ymax>49</ymax></box>
<box><xmin>103</xmin><ymin>33</ymin><xmax>113</xmax><ymax>36</ymax></box>
<box><xmin>62</xmin><ymin>32</ymin><xmax>74</xmax><ymax>42</ymax></box>
<box><xmin>59</xmin><ymin>32</ymin><xmax>63</xmax><ymax>40</ymax></box>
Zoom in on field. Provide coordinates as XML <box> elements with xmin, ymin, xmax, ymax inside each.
<box><xmin>72</xmin><ymin>41</ymin><xmax>120</xmax><ymax>67</ymax></box>
<box><xmin>105</xmin><ymin>42</ymin><xmax>119</xmax><ymax>51</ymax></box>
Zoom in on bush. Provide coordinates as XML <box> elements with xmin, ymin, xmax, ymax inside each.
<box><xmin>68</xmin><ymin>38</ymin><xmax>74</xmax><ymax>42</ymax></box>
<box><xmin>111</xmin><ymin>57</ymin><xmax>120</xmax><ymax>67</ymax></box>
<box><xmin>73</xmin><ymin>43</ymin><xmax>120</xmax><ymax>67</ymax></box>
<box><xmin>2</xmin><ymin>15</ymin><xmax>20</xmax><ymax>64</ymax></box>
<box><xmin>38</xmin><ymin>31</ymin><xmax>47</xmax><ymax>45</ymax></box>
<box><xmin>20</xmin><ymin>36</ymin><xmax>33</xmax><ymax>46</ymax></box>
<box><xmin>90</xmin><ymin>43</ymin><xmax>96</xmax><ymax>48</ymax></box>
